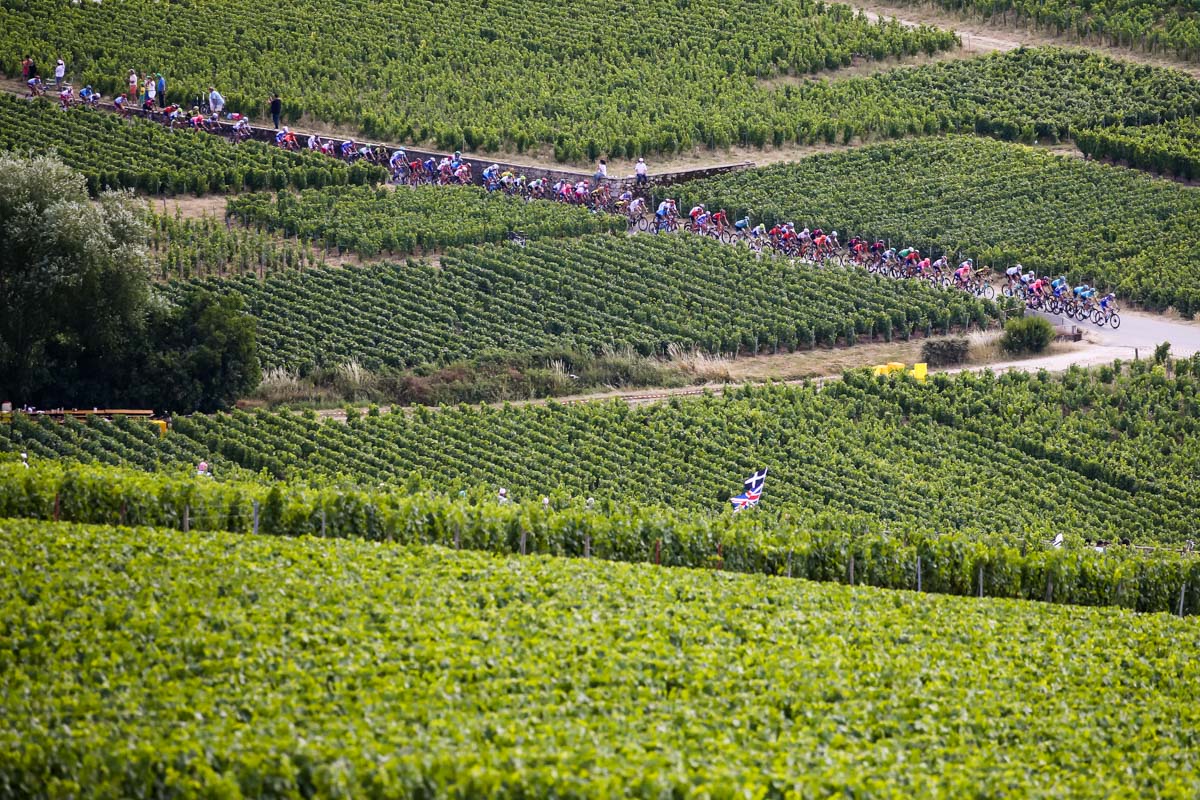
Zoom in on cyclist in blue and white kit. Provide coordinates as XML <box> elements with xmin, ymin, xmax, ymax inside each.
<box><xmin>655</xmin><ymin>198</ymin><xmax>677</xmax><ymax>231</ymax></box>
<box><xmin>389</xmin><ymin>148</ymin><xmax>407</xmax><ymax>178</ymax></box>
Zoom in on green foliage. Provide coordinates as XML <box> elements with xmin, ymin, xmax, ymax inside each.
<box><xmin>0</xmin><ymin>155</ymin><xmax>260</xmax><ymax>411</ymax></box>
<box><xmin>1077</xmin><ymin>118</ymin><xmax>1200</xmax><ymax>179</ymax></box>
<box><xmin>176</xmin><ymin>234</ymin><xmax>998</xmax><ymax>373</ymax></box>
<box><xmin>3</xmin><ymin>517</ymin><xmax>1200</xmax><ymax>797</ymax></box>
<box><xmin>676</xmin><ymin>136</ymin><xmax>1200</xmax><ymax>313</ymax></box>
<box><xmin>921</xmin><ymin>337</ymin><xmax>971</xmax><ymax>366</ymax></box>
<box><xmin>2</xmin><ymin>472</ymin><xmax>1200</xmax><ymax>616</ymax></box>
<box><xmin>1001</xmin><ymin>316</ymin><xmax>1055</xmax><ymax>354</ymax></box>
<box><xmin>6</xmin><ymin>367</ymin><xmax>1199</xmax><ymax>544</ymax></box>
<box><xmin>0</xmin><ymin>0</ymin><xmax>959</xmax><ymax>159</ymax></box>
<box><xmin>0</xmin><ymin>94</ymin><xmax>384</xmax><ymax>196</ymax></box>
<box><xmin>0</xmin><ymin>152</ymin><xmax>151</xmax><ymax>404</ymax></box>
<box><xmin>136</xmin><ymin>290</ymin><xmax>261</xmax><ymax>413</ymax></box>
<box><xmin>226</xmin><ymin>184</ymin><xmax>621</xmax><ymax>258</ymax></box>
<box><xmin>886</xmin><ymin>0</ymin><xmax>1200</xmax><ymax>61</ymax></box>
<box><xmin>1155</xmin><ymin>341</ymin><xmax>1172</xmax><ymax>363</ymax></box>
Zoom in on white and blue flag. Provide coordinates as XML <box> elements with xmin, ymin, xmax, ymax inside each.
<box><xmin>730</xmin><ymin>467</ymin><xmax>768</xmax><ymax>512</ymax></box>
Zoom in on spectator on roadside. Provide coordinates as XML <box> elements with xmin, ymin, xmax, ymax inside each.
<box><xmin>269</xmin><ymin>93</ymin><xmax>282</xmax><ymax>129</ymax></box>
<box><xmin>208</xmin><ymin>86</ymin><xmax>225</xmax><ymax>115</ymax></box>
<box><xmin>594</xmin><ymin>158</ymin><xmax>607</xmax><ymax>186</ymax></box>
<box><xmin>21</xmin><ymin>56</ymin><xmax>33</xmax><ymax>80</ymax></box>
<box><xmin>155</xmin><ymin>73</ymin><xmax>166</xmax><ymax>107</ymax></box>
<box><xmin>127</xmin><ymin>69</ymin><xmax>139</xmax><ymax>101</ymax></box>
<box><xmin>144</xmin><ymin>76</ymin><xmax>156</xmax><ymax>106</ymax></box>
<box><xmin>498</xmin><ymin>487</ymin><xmax>510</xmax><ymax>504</ymax></box>
<box><xmin>196</xmin><ymin>461</ymin><xmax>213</xmax><ymax>477</ymax></box>
<box><xmin>635</xmin><ymin>156</ymin><xmax>648</xmax><ymax>187</ymax></box>
<box><xmin>20</xmin><ymin>452</ymin><xmax>29</xmax><ymax>469</ymax></box>
<box><xmin>53</xmin><ymin>59</ymin><xmax>65</xmax><ymax>87</ymax></box>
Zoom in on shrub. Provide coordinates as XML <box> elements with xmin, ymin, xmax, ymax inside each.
<box><xmin>921</xmin><ymin>337</ymin><xmax>970</xmax><ymax>367</ymax></box>
<box><xmin>1000</xmin><ymin>317</ymin><xmax>1055</xmax><ymax>355</ymax></box>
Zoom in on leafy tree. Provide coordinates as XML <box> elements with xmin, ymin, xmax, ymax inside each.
<box><xmin>0</xmin><ymin>154</ymin><xmax>259</xmax><ymax>412</ymax></box>
<box><xmin>137</xmin><ymin>290</ymin><xmax>261</xmax><ymax>414</ymax></box>
<box><xmin>0</xmin><ymin>152</ymin><xmax>150</xmax><ymax>406</ymax></box>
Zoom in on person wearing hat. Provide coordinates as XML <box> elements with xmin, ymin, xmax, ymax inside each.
<box><xmin>634</xmin><ymin>156</ymin><xmax>648</xmax><ymax>187</ymax></box>
<box><xmin>497</xmin><ymin>487</ymin><xmax>510</xmax><ymax>504</ymax></box>
<box><xmin>20</xmin><ymin>452</ymin><xmax>29</xmax><ymax>469</ymax></box>
<box><xmin>53</xmin><ymin>58</ymin><xmax>65</xmax><ymax>88</ymax></box>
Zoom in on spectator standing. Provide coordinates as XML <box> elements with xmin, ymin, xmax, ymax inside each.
<box><xmin>21</xmin><ymin>56</ymin><xmax>32</xmax><ymax>80</ymax></box>
<box><xmin>53</xmin><ymin>59</ymin><xmax>65</xmax><ymax>87</ymax></box>
<box><xmin>127</xmin><ymin>69</ymin><xmax>138</xmax><ymax>101</ymax></box>
<box><xmin>635</xmin><ymin>156</ymin><xmax>648</xmax><ymax>187</ymax></box>
<box><xmin>208</xmin><ymin>86</ymin><xmax>225</xmax><ymax>115</ymax></box>
<box><xmin>155</xmin><ymin>73</ymin><xmax>166</xmax><ymax>107</ymax></box>
<box><xmin>20</xmin><ymin>452</ymin><xmax>29</xmax><ymax>469</ymax></box>
<box><xmin>144</xmin><ymin>76</ymin><xmax>156</xmax><ymax>106</ymax></box>
<box><xmin>498</xmin><ymin>487</ymin><xmax>510</xmax><ymax>504</ymax></box>
<box><xmin>269</xmin><ymin>93</ymin><xmax>282</xmax><ymax>129</ymax></box>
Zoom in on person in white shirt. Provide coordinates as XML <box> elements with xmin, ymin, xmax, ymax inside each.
<box><xmin>634</xmin><ymin>156</ymin><xmax>648</xmax><ymax>187</ymax></box>
<box><xmin>208</xmin><ymin>87</ymin><xmax>225</xmax><ymax>115</ymax></box>
<box><xmin>498</xmin><ymin>487</ymin><xmax>510</xmax><ymax>504</ymax></box>
<box><xmin>53</xmin><ymin>59</ymin><xmax>65</xmax><ymax>87</ymax></box>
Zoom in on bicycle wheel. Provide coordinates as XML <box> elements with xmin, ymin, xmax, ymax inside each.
<box><xmin>980</xmin><ymin>284</ymin><xmax>995</xmax><ymax>299</ymax></box>
<box><xmin>1091</xmin><ymin>309</ymin><xmax>1105</xmax><ymax>326</ymax></box>
<box><xmin>636</xmin><ymin>216</ymin><xmax>651</xmax><ymax>232</ymax></box>
<box><xmin>1109</xmin><ymin>312</ymin><xmax>1121</xmax><ymax>329</ymax></box>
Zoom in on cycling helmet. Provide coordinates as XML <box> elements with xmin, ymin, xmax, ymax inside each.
<box><xmin>831</xmin><ymin>230</ymin><xmax>838</xmax><ymax>237</ymax></box>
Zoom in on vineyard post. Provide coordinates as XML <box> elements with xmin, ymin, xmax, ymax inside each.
<box><xmin>53</xmin><ymin>493</ymin><xmax>60</xmax><ymax>522</ymax></box>
<box><xmin>849</xmin><ymin>553</ymin><xmax>855</xmax><ymax>586</ymax></box>
<box><xmin>320</xmin><ymin>508</ymin><xmax>327</xmax><ymax>538</ymax></box>
<box><xmin>183</xmin><ymin>504</ymin><xmax>190</xmax><ymax>533</ymax></box>
<box><xmin>119</xmin><ymin>500</ymin><xmax>127</xmax><ymax>526</ymax></box>
<box><xmin>1045</xmin><ymin>574</ymin><xmax>1053</xmax><ymax>603</ymax></box>
<box><xmin>252</xmin><ymin>500</ymin><xmax>260</xmax><ymax>535</ymax></box>
<box><xmin>717</xmin><ymin>542</ymin><xmax>723</xmax><ymax>570</ymax></box>
<box><xmin>916</xmin><ymin>556</ymin><xmax>922</xmax><ymax>592</ymax></box>
<box><xmin>978</xmin><ymin>565</ymin><xmax>984</xmax><ymax>598</ymax></box>
<box><xmin>454</xmin><ymin>523</ymin><xmax>461</xmax><ymax>550</ymax></box>
<box><xmin>786</xmin><ymin>550</ymin><xmax>793</xmax><ymax>579</ymax></box>
<box><xmin>1180</xmin><ymin>583</ymin><xmax>1188</xmax><ymax>617</ymax></box>
<box><xmin>655</xmin><ymin>539</ymin><xmax>661</xmax><ymax>566</ymax></box>
<box><xmin>520</xmin><ymin>529</ymin><xmax>527</xmax><ymax>556</ymax></box>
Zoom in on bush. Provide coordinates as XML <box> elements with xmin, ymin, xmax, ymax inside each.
<box><xmin>1000</xmin><ymin>316</ymin><xmax>1055</xmax><ymax>355</ymax></box>
<box><xmin>921</xmin><ymin>337</ymin><xmax>970</xmax><ymax>367</ymax></box>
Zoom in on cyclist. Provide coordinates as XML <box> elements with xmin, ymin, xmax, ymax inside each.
<box><xmin>711</xmin><ymin>208</ymin><xmax>729</xmax><ymax>231</ymax></box>
<box><xmin>880</xmin><ymin>247</ymin><xmax>898</xmax><ymax>266</ymax></box>
<box><xmin>450</xmin><ymin>151</ymin><xmax>462</xmax><ymax>170</ymax></box>
<box><xmin>340</xmin><ymin>139</ymin><xmax>358</xmax><ymax>159</ymax></box>
<box><xmin>1072</xmin><ymin>283</ymin><xmax>1091</xmax><ymax>300</ymax></box>
<box><xmin>798</xmin><ymin>226</ymin><xmax>811</xmax><ymax>247</ymax></box>
<box><xmin>616</xmin><ymin>188</ymin><xmax>634</xmax><ymax>208</ymax></box>
<box><xmin>27</xmin><ymin>76</ymin><xmax>45</xmax><ymax>97</ymax></box>
<box><xmin>655</xmin><ymin>198</ymin><xmax>677</xmax><ymax>231</ymax></box>
<box><xmin>482</xmin><ymin>163</ymin><xmax>500</xmax><ymax>183</ymax></box>
<box><xmin>1099</xmin><ymin>292</ymin><xmax>1117</xmax><ymax>312</ymax></box>
<box><xmin>232</xmin><ymin>116</ymin><xmax>252</xmax><ymax>139</ymax></box>
<box><xmin>1005</xmin><ymin>264</ymin><xmax>1023</xmax><ymax>289</ymax></box>
<box><xmin>627</xmin><ymin>195</ymin><xmax>647</xmax><ymax>218</ymax></box>
<box><xmin>389</xmin><ymin>148</ymin><xmax>407</xmax><ymax>177</ymax></box>
<box><xmin>733</xmin><ymin>215</ymin><xmax>752</xmax><ymax>233</ymax></box>
<box><xmin>812</xmin><ymin>230</ymin><xmax>829</xmax><ymax>252</ymax></box>
<box><xmin>898</xmin><ymin>246</ymin><xmax>918</xmax><ymax>266</ymax></box>
<box><xmin>1029</xmin><ymin>275</ymin><xmax>1050</xmax><ymax>300</ymax></box>
<box><xmin>829</xmin><ymin>230</ymin><xmax>841</xmax><ymax>249</ymax></box>
<box><xmin>58</xmin><ymin>85</ymin><xmax>75</xmax><ymax>109</ymax></box>
<box><xmin>455</xmin><ymin>162</ymin><xmax>472</xmax><ymax>184</ymax></box>
<box><xmin>81</xmin><ymin>85</ymin><xmax>101</xmax><ymax>108</ymax></box>
<box><xmin>1051</xmin><ymin>274</ymin><xmax>1070</xmax><ymax>297</ymax></box>
<box><xmin>953</xmin><ymin>258</ymin><xmax>973</xmax><ymax>288</ymax></box>
<box><xmin>688</xmin><ymin>204</ymin><xmax>705</xmax><ymax>225</ymax></box>
<box><xmin>751</xmin><ymin>222</ymin><xmax>767</xmax><ymax>240</ymax></box>
<box><xmin>528</xmin><ymin>177</ymin><xmax>546</xmax><ymax>197</ymax></box>
<box><xmin>499</xmin><ymin>169</ymin><xmax>515</xmax><ymax>190</ymax></box>
<box><xmin>915</xmin><ymin>255</ymin><xmax>932</xmax><ymax>276</ymax></box>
